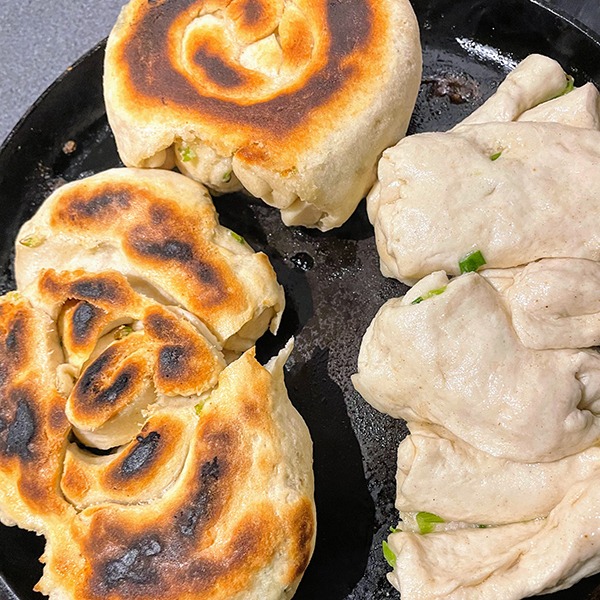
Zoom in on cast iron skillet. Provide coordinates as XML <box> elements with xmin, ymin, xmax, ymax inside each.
<box><xmin>1</xmin><ymin>0</ymin><xmax>600</xmax><ymax>598</ymax></box>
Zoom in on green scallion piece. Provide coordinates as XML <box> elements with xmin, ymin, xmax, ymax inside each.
<box><xmin>563</xmin><ymin>74</ymin><xmax>575</xmax><ymax>95</ymax></box>
<box><xmin>114</xmin><ymin>325</ymin><xmax>133</xmax><ymax>340</ymax></box>
<box><xmin>179</xmin><ymin>146</ymin><xmax>196</xmax><ymax>162</ymax></box>
<box><xmin>416</xmin><ymin>511</ymin><xmax>444</xmax><ymax>534</ymax></box>
<box><xmin>195</xmin><ymin>401</ymin><xmax>204</xmax><ymax>416</ymax></box>
<box><xmin>459</xmin><ymin>250</ymin><xmax>486</xmax><ymax>274</ymax></box>
<box><xmin>490</xmin><ymin>151</ymin><xmax>502</xmax><ymax>161</ymax></box>
<box><xmin>222</xmin><ymin>170</ymin><xmax>232</xmax><ymax>183</ymax></box>
<box><xmin>230</xmin><ymin>231</ymin><xmax>245</xmax><ymax>244</ymax></box>
<box><xmin>389</xmin><ymin>526</ymin><xmax>400</xmax><ymax>534</ymax></box>
<box><xmin>382</xmin><ymin>540</ymin><xmax>397</xmax><ymax>568</ymax></box>
<box><xmin>411</xmin><ymin>286</ymin><xmax>447</xmax><ymax>305</ymax></box>
<box><xmin>19</xmin><ymin>233</ymin><xmax>45</xmax><ymax>248</ymax></box>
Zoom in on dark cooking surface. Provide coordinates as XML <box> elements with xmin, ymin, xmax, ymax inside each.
<box><xmin>1</xmin><ymin>0</ymin><xmax>600</xmax><ymax>599</ymax></box>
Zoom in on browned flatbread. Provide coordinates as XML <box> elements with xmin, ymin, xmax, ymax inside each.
<box><xmin>104</xmin><ymin>0</ymin><xmax>422</xmax><ymax>230</ymax></box>
<box><xmin>37</xmin><ymin>348</ymin><xmax>315</xmax><ymax>600</ymax></box>
<box><xmin>15</xmin><ymin>168</ymin><xmax>285</xmax><ymax>353</ymax></box>
<box><xmin>0</xmin><ymin>292</ymin><xmax>73</xmax><ymax>533</ymax></box>
<box><xmin>1</xmin><ymin>168</ymin><xmax>315</xmax><ymax>600</ymax></box>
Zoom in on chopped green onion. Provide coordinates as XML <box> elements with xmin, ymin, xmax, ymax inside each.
<box><xmin>562</xmin><ymin>74</ymin><xmax>575</xmax><ymax>95</ymax></box>
<box><xmin>382</xmin><ymin>540</ymin><xmax>396</xmax><ymax>568</ymax></box>
<box><xmin>477</xmin><ymin>524</ymin><xmax>489</xmax><ymax>529</ymax></box>
<box><xmin>411</xmin><ymin>286</ymin><xmax>447</xmax><ymax>305</ymax></box>
<box><xmin>490</xmin><ymin>151</ymin><xmax>502</xmax><ymax>161</ymax></box>
<box><xmin>4</xmin><ymin>291</ymin><xmax>20</xmax><ymax>302</ymax></box>
<box><xmin>19</xmin><ymin>233</ymin><xmax>45</xmax><ymax>248</ymax></box>
<box><xmin>459</xmin><ymin>249</ymin><xmax>486</xmax><ymax>274</ymax></box>
<box><xmin>416</xmin><ymin>511</ymin><xmax>444</xmax><ymax>534</ymax></box>
<box><xmin>222</xmin><ymin>170</ymin><xmax>232</xmax><ymax>183</ymax></box>
<box><xmin>114</xmin><ymin>325</ymin><xmax>133</xmax><ymax>340</ymax></box>
<box><xmin>179</xmin><ymin>146</ymin><xmax>196</xmax><ymax>162</ymax></box>
<box><xmin>195</xmin><ymin>401</ymin><xmax>204</xmax><ymax>415</ymax></box>
<box><xmin>389</xmin><ymin>526</ymin><xmax>400</xmax><ymax>534</ymax></box>
<box><xmin>230</xmin><ymin>230</ymin><xmax>245</xmax><ymax>244</ymax></box>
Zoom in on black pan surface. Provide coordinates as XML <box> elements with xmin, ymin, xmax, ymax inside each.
<box><xmin>1</xmin><ymin>0</ymin><xmax>600</xmax><ymax>598</ymax></box>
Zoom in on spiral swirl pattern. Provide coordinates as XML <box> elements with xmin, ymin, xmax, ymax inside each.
<box><xmin>105</xmin><ymin>0</ymin><xmax>422</xmax><ymax>229</ymax></box>
<box><xmin>0</xmin><ymin>170</ymin><xmax>315</xmax><ymax>600</ymax></box>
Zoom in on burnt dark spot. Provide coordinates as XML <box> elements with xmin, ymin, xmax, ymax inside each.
<box><xmin>0</xmin><ymin>417</ymin><xmax>6</xmax><ymax>433</ymax></box>
<box><xmin>150</xmin><ymin>205</ymin><xmax>170</xmax><ymax>225</ymax></box>
<box><xmin>133</xmin><ymin>238</ymin><xmax>194</xmax><ymax>262</ymax></box>
<box><xmin>130</xmin><ymin>234</ymin><xmax>222</xmax><ymax>291</ymax></box>
<box><xmin>158</xmin><ymin>345</ymin><xmax>186</xmax><ymax>380</ymax></box>
<box><xmin>70</xmin><ymin>190</ymin><xmax>131</xmax><ymax>218</ymax></box>
<box><xmin>144</xmin><ymin>313</ymin><xmax>171</xmax><ymax>338</ymax></box>
<box><xmin>122</xmin><ymin>0</ymin><xmax>375</xmax><ymax>134</ymax></box>
<box><xmin>71</xmin><ymin>301</ymin><xmax>102</xmax><ymax>342</ymax></box>
<box><xmin>5</xmin><ymin>318</ymin><xmax>23</xmax><ymax>354</ymax></box>
<box><xmin>201</xmin><ymin>456</ymin><xmax>220</xmax><ymax>480</ymax></box>
<box><xmin>194</xmin><ymin>46</ymin><xmax>246</xmax><ymax>88</ymax></box>
<box><xmin>119</xmin><ymin>431</ymin><xmax>161</xmax><ymax>477</ymax></box>
<box><xmin>327</xmin><ymin>0</ymin><xmax>372</xmax><ymax>55</ymax></box>
<box><xmin>240</xmin><ymin>0</ymin><xmax>264</xmax><ymax>26</ymax></box>
<box><xmin>73</xmin><ymin>279</ymin><xmax>116</xmax><ymax>301</ymax></box>
<box><xmin>176</xmin><ymin>457</ymin><xmax>221</xmax><ymax>537</ymax></box>
<box><xmin>76</xmin><ymin>350</ymin><xmax>114</xmax><ymax>395</ymax></box>
<box><xmin>4</xmin><ymin>398</ymin><xmax>36</xmax><ymax>460</ymax></box>
<box><xmin>75</xmin><ymin>350</ymin><xmax>138</xmax><ymax>410</ymax></box>
<box><xmin>95</xmin><ymin>371</ymin><xmax>134</xmax><ymax>406</ymax></box>
<box><xmin>424</xmin><ymin>73</ymin><xmax>480</xmax><ymax>105</ymax></box>
<box><xmin>103</xmin><ymin>536</ymin><xmax>162</xmax><ymax>589</ymax></box>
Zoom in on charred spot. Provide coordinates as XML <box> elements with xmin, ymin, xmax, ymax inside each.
<box><xmin>70</xmin><ymin>301</ymin><xmax>103</xmax><ymax>343</ymax></box>
<box><xmin>121</xmin><ymin>0</ymin><xmax>375</xmax><ymax>135</ymax></box>
<box><xmin>75</xmin><ymin>349</ymin><xmax>139</xmax><ymax>409</ymax></box>
<box><xmin>133</xmin><ymin>238</ymin><xmax>194</xmax><ymax>262</ymax></box>
<box><xmin>327</xmin><ymin>0</ymin><xmax>373</xmax><ymax>56</ymax></box>
<box><xmin>130</xmin><ymin>235</ymin><xmax>223</xmax><ymax>292</ymax></box>
<box><xmin>175</xmin><ymin>456</ymin><xmax>221</xmax><ymax>537</ymax></box>
<box><xmin>94</xmin><ymin>371</ymin><xmax>135</xmax><ymax>406</ymax></box>
<box><xmin>240</xmin><ymin>0</ymin><xmax>264</xmax><ymax>27</ymax></box>
<box><xmin>102</xmin><ymin>536</ymin><xmax>162</xmax><ymax>590</ymax></box>
<box><xmin>144</xmin><ymin>312</ymin><xmax>172</xmax><ymax>339</ymax></box>
<box><xmin>149</xmin><ymin>204</ymin><xmax>171</xmax><ymax>225</ymax></box>
<box><xmin>5</xmin><ymin>317</ymin><xmax>24</xmax><ymax>355</ymax></box>
<box><xmin>75</xmin><ymin>350</ymin><xmax>114</xmax><ymax>395</ymax></box>
<box><xmin>67</xmin><ymin>190</ymin><xmax>131</xmax><ymax>220</ymax></box>
<box><xmin>118</xmin><ymin>431</ymin><xmax>161</xmax><ymax>478</ymax></box>
<box><xmin>201</xmin><ymin>456</ymin><xmax>220</xmax><ymax>480</ymax></box>
<box><xmin>3</xmin><ymin>397</ymin><xmax>36</xmax><ymax>460</ymax></box>
<box><xmin>158</xmin><ymin>345</ymin><xmax>187</xmax><ymax>380</ymax></box>
<box><xmin>194</xmin><ymin>46</ymin><xmax>246</xmax><ymax>89</ymax></box>
<box><xmin>73</xmin><ymin>278</ymin><xmax>117</xmax><ymax>302</ymax></box>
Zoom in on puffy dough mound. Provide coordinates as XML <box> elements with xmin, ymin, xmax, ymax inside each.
<box><xmin>15</xmin><ymin>168</ymin><xmax>285</xmax><ymax>353</ymax></box>
<box><xmin>103</xmin><ymin>0</ymin><xmax>422</xmax><ymax>230</ymax></box>
<box><xmin>1</xmin><ymin>170</ymin><xmax>315</xmax><ymax>600</ymax></box>
<box><xmin>352</xmin><ymin>270</ymin><xmax>600</xmax><ymax>464</ymax></box>
<box><xmin>368</xmin><ymin>54</ymin><xmax>600</xmax><ymax>284</ymax></box>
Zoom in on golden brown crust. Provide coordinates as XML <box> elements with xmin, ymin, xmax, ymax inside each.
<box><xmin>113</xmin><ymin>0</ymin><xmax>381</xmax><ymax>145</ymax></box>
<box><xmin>7</xmin><ymin>168</ymin><xmax>311</xmax><ymax>599</ymax></box>
<box><xmin>50</xmin><ymin>182</ymin><xmax>238</xmax><ymax>314</ymax></box>
<box><xmin>0</xmin><ymin>294</ymin><xmax>72</xmax><ymax>530</ymax></box>
<box><xmin>39</xmin><ymin>350</ymin><xmax>316</xmax><ymax>600</ymax></box>
<box><xmin>16</xmin><ymin>169</ymin><xmax>285</xmax><ymax>349</ymax></box>
<box><xmin>104</xmin><ymin>2</ymin><xmax>422</xmax><ymax>229</ymax></box>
